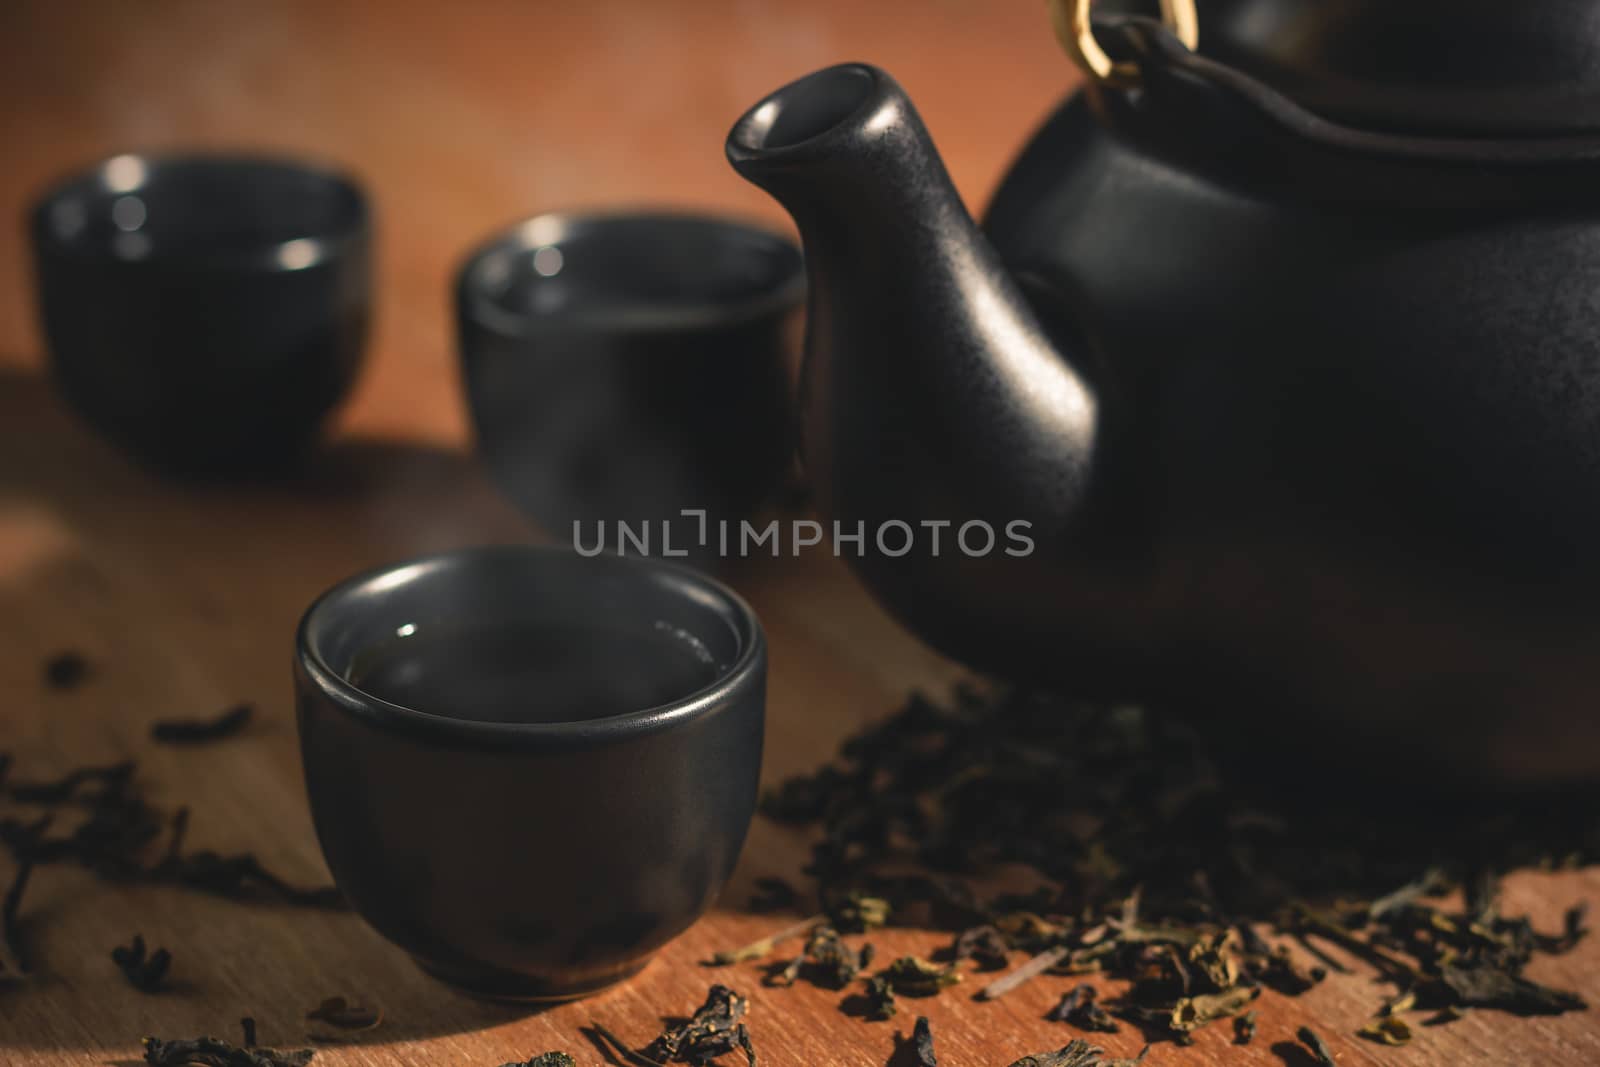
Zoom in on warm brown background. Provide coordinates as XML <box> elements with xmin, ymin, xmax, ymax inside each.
<box><xmin>2</xmin><ymin>3</ymin><xmax>1597</xmax><ymax>1066</ymax></box>
<box><xmin>0</xmin><ymin>0</ymin><xmax>1069</xmax><ymax>442</ymax></box>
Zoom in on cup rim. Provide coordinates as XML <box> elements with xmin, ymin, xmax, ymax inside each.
<box><xmin>455</xmin><ymin>208</ymin><xmax>805</xmax><ymax>338</ymax></box>
<box><xmin>30</xmin><ymin>151</ymin><xmax>370</xmax><ymax>272</ymax></box>
<box><xmin>295</xmin><ymin>544</ymin><xmax>765</xmax><ymax>748</ymax></box>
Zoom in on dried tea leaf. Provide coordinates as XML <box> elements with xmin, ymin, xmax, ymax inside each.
<box><xmin>1439</xmin><ymin>962</ymin><xmax>1586</xmax><ymax>1014</ymax></box>
<box><xmin>8</xmin><ymin>760</ymin><xmax>134</xmax><ymax>804</ymax></box>
<box><xmin>240</xmin><ymin>1019</ymin><xmax>257</xmax><ymax>1048</ymax></box>
<box><xmin>1368</xmin><ymin>868</ymin><xmax>1450</xmax><ymax>921</ymax></box>
<box><xmin>1232</xmin><ymin>1009</ymin><xmax>1257</xmax><ymax>1045</ymax></box>
<box><xmin>879</xmin><ymin>956</ymin><xmax>960</xmax><ymax>997</ymax></box>
<box><xmin>952</xmin><ymin>925</ymin><xmax>1010</xmax><ymax>970</ymax></box>
<box><xmin>305</xmin><ymin>996</ymin><xmax>383</xmax><ymax>1036</ymax></box>
<box><xmin>996</xmin><ymin>912</ymin><xmax>1066</xmax><ymax>949</ymax></box>
<box><xmin>501</xmin><ymin>1055</ymin><xmax>576</xmax><ymax>1067</ymax></box>
<box><xmin>43</xmin><ymin>651</ymin><xmax>90</xmax><ymax>690</ymax></box>
<box><xmin>1249</xmin><ymin>944</ymin><xmax>1325</xmax><ymax>994</ymax></box>
<box><xmin>890</xmin><ymin>1016</ymin><xmax>937</xmax><ymax>1067</ymax></box>
<box><xmin>1297</xmin><ymin>1026</ymin><xmax>1337</xmax><ymax>1066</ymax></box>
<box><xmin>1006</xmin><ymin>1039</ymin><xmax>1147</xmax><ymax>1067</ymax></box>
<box><xmin>1358</xmin><ymin>1015</ymin><xmax>1412</xmax><ymax>1046</ymax></box>
<box><xmin>772</xmin><ymin>925</ymin><xmax>870</xmax><ymax>989</ymax></box>
<box><xmin>1379</xmin><ymin>990</ymin><xmax>1416</xmax><ymax>1016</ymax></box>
<box><xmin>151</xmin><ymin>704</ymin><xmax>253</xmax><ymax>745</ymax></box>
<box><xmin>708</xmin><ymin>916</ymin><xmax>819</xmax><ymax>966</ymax></box>
<box><xmin>1</xmin><ymin>856</ymin><xmax>35</xmax><ymax>979</ymax></box>
<box><xmin>642</xmin><ymin>985</ymin><xmax>754</xmax><ymax>1065</ymax></box>
<box><xmin>979</xmin><ymin>945</ymin><xmax>1071</xmax><ymax>1000</ymax></box>
<box><xmin>829</xmin><ymin>891</ymin><xmax>890</xmax><ymax>933</ymax></box>
<box><xmin>863</xmin><ymin>974</ymin><xmax>897</xmax><ymax>1020</ymax></box>
<box><xmin>1047</xmin><ymin>984</ymin><xmax>1118</xmax><ymax>1033</ymax></box>
<box><xmin>1164</xmin><ymin>985</ymin><xmax>1259</xmax><ymax>1033</ymax></box>
<box><xmin>142</xmin><ymin>1035</ymin><xmax>314</xmax><ymax>1067</ymax></box>
<box><xmin>1557</xmin><ymin>902</ymin><xmax>1589</xmax><ymax>952</ymax></box>
<box><xmin>112</xmin><ymin>934</ymin><xmax>172</xmax><ymax>992</ymax></box>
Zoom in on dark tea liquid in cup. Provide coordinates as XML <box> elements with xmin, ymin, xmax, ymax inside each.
<box><xmin>350</xmin><ymin>621</ymin><xmax>722</xmax><ymax>723</ymax></box>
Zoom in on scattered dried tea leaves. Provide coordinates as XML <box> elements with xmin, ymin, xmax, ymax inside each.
<box><xmin>7</xmin><ymin>759</ymin><xmax>134</xmax><ymax>804</ymax></box>
<box><xmin>501</xmin><ymin>1055</ymin><xmax>576</xmax><ymax>1067</ymax></box>
<box><xmin>142</xmin><ymin>1035</ymin><xmax>313</xmax><ymax>1067</ymax></box>
<box><xmin>305</xmin><ymin>995</ymin><xmax>382</xmax><ymax>1039</ymax></box>
<box><xmin>879</xmin><ymin>956</ymin><xmax>960</xmax><ymax>997</ymax></box>
<box><xmin>1048</xmin><ymin>984</ymin><xmax>1118</xmax><ymax>1033</ymax></box>
<box><xmin>43</xmin><ymin>651</ymin><xmax>90</xmax><ymax>690</ymax></box>
<box><xmin>1296</xmin><ymin>1026</ymin><xmax>1336</xmax><ymax>1066</ymax></box>
<box><xmin>749</xmin><ymin>683</ymin><xmax>1595</xmax><ymax>1050</ymax></box>
<box><xmin>112</xmin><ymin>934</ymin><xmax>172</xmax><ymax>992</ymax></box>
<box><xmin>151</xmin><ymin>703</ymin><xmax>253</xmax><ymax>745</ymax></box>
<box><xmin>640</xmin><ymin>985</ymin><xmax>756</xmax><ymax>1066</ymax></box>
<box><xmin>0</xmin><ymin>754</ymin><xmax>342</xmax><ymax>909</ymax></box>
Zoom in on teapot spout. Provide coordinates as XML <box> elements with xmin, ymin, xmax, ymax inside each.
<box><xmin>726</xmin><ymin>64</ymin><xmax>1103</xmax><ymax>576</ymax></box>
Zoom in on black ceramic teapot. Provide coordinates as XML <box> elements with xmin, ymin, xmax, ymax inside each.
<box><xmin>727</xmin><ymin>0</ymin><xmax>1600</xmax><ymax>786</ymax></box>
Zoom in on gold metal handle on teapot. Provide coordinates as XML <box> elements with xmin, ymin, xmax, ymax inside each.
<box><xmin>1050</xmin><ymin>0</ymin><xmax>1199</xmax><ymax>88</ymax></box>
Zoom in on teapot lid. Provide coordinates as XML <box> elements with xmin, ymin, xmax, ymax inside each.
<box><xmin>1195</xmin><ymin>0</ymin><xmax>1600</xmax><ymax>136</ymax></box>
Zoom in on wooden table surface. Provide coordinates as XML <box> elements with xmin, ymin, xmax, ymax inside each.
<box><xmin>2</xmin><ymin>3</ymin><xmax>1597</xmax><ymax>1065</ymax></box>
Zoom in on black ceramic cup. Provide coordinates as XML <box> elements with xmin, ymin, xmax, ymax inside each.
<box><xmin>29</xmin><ymin>153</ymin><xmax>371</xmax><ymax>474</ymax></box>
<box><xmin>456</xmin><ymin>211</ymin><xmax>803</xmax><ymax>558</ymax></box>
<box><xmin>294</xmin><ymin>545</ymin><xmax>765</xmax><ymax>1000</ymax></box>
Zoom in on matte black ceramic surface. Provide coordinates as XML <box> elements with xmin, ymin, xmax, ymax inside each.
<box><xmin>294</xmin><ymin>545</ymin><xmax>765</xmax><ymax>1000</ymax></box>
<box><xmin>30</xmin><ymin>153</ymin><xmax>370</xmax><ymax>474</ymax></box>
<box><xmin>728</xmin><ymin>38</ymin><xmax>1600</xmax><ymax>786</ymax></box>
<box><xmin>1192</xmin><ymin>0</ymin><xmax>1600</xmax><ymax>135</ymax></box>
<box><xmin>456</xmin><ymin>212</ymin><xmax>802</xmax><ymax>557</ymax></box>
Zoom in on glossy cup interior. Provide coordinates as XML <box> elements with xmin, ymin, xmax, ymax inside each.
<box><xmin>34</xmin><ymin>153</ymin><xmax>366</xmax><ymax>268</ymax></box>
<box><xmin>302</xmin><ymin>545</ymin><xmax>757</xmax><ymax>728</ymax></box>
<box><xmin>294</xmin><ymin>545</ymin><xmax>766</xmax><ymax>999</ymax></box>
<box><xmin>455</xmin><ymin>212</ymin><xmax>803</xmax><ymax>555</ymax></box>
<box><xmin>458</xmin><ymin>211</ymin><xmax>803</xmax><ymax>333</ymax></box>
<box><xmin>30</xmin><ymin>153</ymin><xmax>371</xmax><ymax>475</ymax></box>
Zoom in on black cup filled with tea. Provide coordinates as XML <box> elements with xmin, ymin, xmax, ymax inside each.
<box><xmin>294</xmin><ymin>545</ymin><xmax>765</xmax><ymax>1000</ymax></box>
<box><xmin>456</xmin><ymin>211</ymin><xmax>803</xmax><ymax>559</ymax></box>
<box><xmin>30</xmin><ymin>152</ymin><xmax>370</xmax><ymax>475</ymax></box>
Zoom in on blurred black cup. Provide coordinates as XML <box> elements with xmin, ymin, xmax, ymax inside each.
<box><xmin>29</xmin><ymin>153</ymin><xmax>371</xmax><ymax>475</ymax></box>
<box><xmin>456</xmin><ymin>211</ymin><xmax>803</xmax><ymax>560</ymax></box>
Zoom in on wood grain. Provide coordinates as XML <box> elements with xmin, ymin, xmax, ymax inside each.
<box><xmin>1</xmin><ymin>3</ymin><xmax>1598</xmax><ymax>1065</ymax></box>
